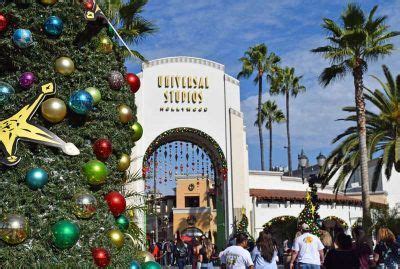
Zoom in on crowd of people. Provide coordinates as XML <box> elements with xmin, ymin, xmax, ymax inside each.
<box><xmin>148</xmin><ymin>224</ymin><xmax>400</xmax><ymax>268</ymax></box>
<box><xmin>148</xmin><ymin>236</ymin><xmax>219</xmax><ymax>269</ymax></box>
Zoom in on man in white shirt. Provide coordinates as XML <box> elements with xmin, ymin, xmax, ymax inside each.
<box><xmin>290</xmin><ymin>223</ymin><xmax>324</xmax><ymax>269</ymax></box>
<box><xmin>220</xmin><ymin>233</ymin><xmax>254</xmax><ymax>269</ymax></box>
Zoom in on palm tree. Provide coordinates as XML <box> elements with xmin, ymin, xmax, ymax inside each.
<box><xmin>321</xmin><ymin>66</ymin><xmax>400</xmax><ymax>192</ymax></box>
<box><xmin>270</xmin><ymin>67</ymin><xmax>305</xmax><ymax>175</ymax></box>
<box><xmin>257</xmin><ymin>101</ymin><xmax>285</xmax><ymax>170</ymax></box>
<box><xmin>311</xmin><ymin>3</ymin><xmax>399</xmax><ymax>232</ymax></box>
<box><xmin>98</xmin><ymin>0</ymin><xmax>157</xmax><ymax>61</ymax></box>
<box><xmin>237</xmin><ymin>44</ymin><xmax>280</xmax><ymax>170</ymax></box>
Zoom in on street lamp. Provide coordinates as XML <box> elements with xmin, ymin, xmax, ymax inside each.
<box><xmin>298</xmin><ymin>149</ymin><xmax>308</xmax><ymax>184</ymax></box>
<box><xmin>316</xmin><ymin>152</ymin><xmax>326</xmax><ymax>168</ymax></box>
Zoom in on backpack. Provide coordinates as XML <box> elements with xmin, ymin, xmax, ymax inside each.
<box><xmin>381</xmin><ymin>242</ymin><xmax>400</xmax><ymax>265</ymax></box>
<box><xmin>176</xmin><ymin>244</ymin><xmax>188</xmax><ymax>258</ymax></box>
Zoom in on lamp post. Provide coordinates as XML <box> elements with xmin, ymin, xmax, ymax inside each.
<box><xmin>298</xmin><ymin>149</ymin><xmax>308</xmax><ymax>184</ymax></box>
<box><xmin>162</xmin><ymin>214</ymin><xmax>169</xmax><ymax>240</ymax></box>
<box><xmin>316</xmin><ymin>152</ymin><xmax>326</xmax><ymax>168</ymax></box>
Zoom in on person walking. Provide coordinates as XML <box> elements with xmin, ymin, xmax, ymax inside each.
<box><xmin>175</xmin><ymin>238</ymin><xmax>189</xmax><ymax>269</ymax></box>
<box><xmin>289</xmin><ymin>223</ymin><xmax>324</xmax><ymax>269</ymax></box>
<box><xmin>219</xmin><ymin>233</ymin><xmax>254</xmax><ymax>269</ymax></box>
<box><xmin>374</xmin><ymin>227</ymin><xmax>400</xmax><ymax>269</ymax></box>
<box><xmin>352</xmin><ymin>226</ymin><xmax>373</xmax><ymax>269</ymax></box>
<box><xmin>324</xmin><ymin>233</ymin><xmax>360</xmax><ymax>269</ymax></box>
<box><xmin>251</xmin><ymin>231</ymin><xmax>278</xmax><ymax>268</ymax></box>
<box><xmin>198</xmin><ymin>238</ymin><xmax>214</xmax><ymax>269</ymax></box>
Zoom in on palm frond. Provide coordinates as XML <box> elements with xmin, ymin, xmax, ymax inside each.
<box><xmin>319</xmin><ymin>64</ymin><xmax>347</xmax><ymax>87</ymax></box>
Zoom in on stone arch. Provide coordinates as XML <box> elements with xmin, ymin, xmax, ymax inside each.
<box><xmin>142</xmin><ymin>127</ymin><xmax>228</xmax><ymax>248</ymax></box>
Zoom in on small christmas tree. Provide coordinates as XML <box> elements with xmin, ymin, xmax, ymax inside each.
<box><xmin>298</xmin><ymin>190</ymin><xmax>320</xmax><ymax>236</ymax></box>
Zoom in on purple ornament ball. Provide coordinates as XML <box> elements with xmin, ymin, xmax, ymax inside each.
<box><xmin>19</xmin><ymin>72</ymin><xmax>36</xmax><ymax>89</ymax></box>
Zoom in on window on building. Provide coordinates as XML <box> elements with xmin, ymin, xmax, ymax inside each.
<box><xmin>185</xmin><ymin>196</ymin><xmax>200</xmax><ymax>207</ymax></box>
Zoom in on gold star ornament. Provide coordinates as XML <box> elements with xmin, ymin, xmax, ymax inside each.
<box><xmin>0</xmin><ymin>82</ymin><xmax>80</xmax><ymax>166</ymax></box>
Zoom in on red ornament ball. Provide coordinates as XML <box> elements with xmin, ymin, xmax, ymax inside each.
<box><xmin>93</xmin><ymin>138</ymin><xmax>112</xmax><ymax>160</ymax></box>
<box><xmin>84</xmin><ymin>0</ymin><xmax>94</xmax><ymax>10</ymax></box>
<box><xmin>126</xmin><ymin>73</ymin><xmax>141</xmax><ymax>93</ymax></box>
<box><xmin>105</xmin><ymin>191</ymin><xmax>126</xmax><ymax>216</ymax></box>
<box><xmin>92</xmin><ymin>247</ymin><xmax>111</xmax><ymax>268</ymax></box>
<box><xmin>0</xmin><ymin>14</ymin><xmax>8</xmax><ymax>32</ymax></box>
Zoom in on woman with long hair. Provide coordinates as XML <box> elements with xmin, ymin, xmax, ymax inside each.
<box><xmin>374</xmin><ymin>227</ymin><xmax>400</xmax><ymax>269</ymax></box>
<box><xmin>198</xmin><ymin>238</ymin><xmax>214</xmax><ymax>269</ymax></box>
<box><xmin>251</xmin><ymin>231</ymin><xmax>278</xmax><ymax>268</ymax></box>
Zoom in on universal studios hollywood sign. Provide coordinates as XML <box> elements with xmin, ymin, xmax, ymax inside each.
<box><xmin>157</xmin><ymin>75</ymin><xmax>209</xmax><ymax>112</ymax></box>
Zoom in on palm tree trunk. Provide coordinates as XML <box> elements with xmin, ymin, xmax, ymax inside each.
<box><xmin>353</xmin><ymin>63</ymin><xmax>372</xmax><ymax>237</ymax></box>
<box><xmin>258</xmin><ymin>74</ymin><xmax>265</xmax><ymax>171</ymax></box>
<box><xmin>269</xmin><ymin>121</ymin><xmax>273</xmax><ymax>171</ymax></box>
<box><xmin>285</xmin><ymin>91</ymin><xmax>292</xmax><ymax>175</ymax></box>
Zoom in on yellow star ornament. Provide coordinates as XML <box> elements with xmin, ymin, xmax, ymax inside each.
<box><xmin>0</xmin><ymin>82</ymin><xmax>80</xmax><ymax>166</ymax></box>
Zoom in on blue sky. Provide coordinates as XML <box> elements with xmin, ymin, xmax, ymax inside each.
<box><xmin>126</xmin><ymin>0</ymin><xmax>400</xmax><ymax>171</ymax></box>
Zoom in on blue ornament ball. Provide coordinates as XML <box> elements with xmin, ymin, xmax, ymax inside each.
<box><xmin>68</xmin><ymin>90</ymin><xmax>94</xmax><ymax>115</ymax></box>
<box><xmin>129</xmin><ymin>260</ymin><xmax>141</xmax><ymax>269</ymax></box>
<box><xmin>44</xmin><ymin>16</ymin><xmax>63</xmax><ymax>37</ymax></box>
<box><xmin>12</xmin><ymin>29</ymin><xmax>33</xmax><ymax>48</ymax></box>
<box><xmin>0</xmin><ymin>82</ymin><xmax>15</xmax><ymax>105</ymax></box>
<box><xmin>26</xmin><ymin>168</ymin><xmax>48</xmax><ymax>190</ymax></box>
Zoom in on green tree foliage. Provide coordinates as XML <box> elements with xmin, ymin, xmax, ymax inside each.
<box><xmin>237</xmin><ymin>44</ymin><xmax>280</xmax><ymax>171</ymax></box>
<box><xmin>257</xmin><ymin>100</ymin><xmax>285</xmax><ymax>170</ymax></box>
<box><xmin>270</xmin><ymin>66</ymin><xmax>305</xmax><ymax>175</ymax></box>
<box><xmin>373</xmin><ymin>208</ymin><xmax>400</xmax><ymax>236</ymax></box>
<box><xmin>311</xmin><ymin>3</ymin><xmax>400</xmax><ymax>233</ymax></box>
<box><xmin>0</xmin><ymin>0</ymin><xmax>150</xmax><ymax>267</ymax></box>
<box><xmin>320</xmin><ymin>66</ymin><xmax>400</xmax><ymax>192</ymax></box>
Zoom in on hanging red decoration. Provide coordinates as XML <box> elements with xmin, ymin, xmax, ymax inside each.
<box><xmin>92</xmin><ymin>247</ymin><xmax>111</xmax><ymax>268</ymax></box>
<box><xmin>0</xmin><ymin>13</ymin><xmax>9</xmax><ymax>32</ymax></box>
<box><xmin>93</xmin><ymin>138</ymin><xmax>113</xmax><ymax>160</ymax></box>
<box><xmin>83</xmin><ymin>0</ymin><xmax>94</xmax><ymax>10</ymax></box>
<box><xmin>126</xmin><ymin>73</ymin><xmax>141</xmax><ymax>93</ymax></box>
<box><xmin>105</xmin><ymin>191</ymin><xmax>126</xmax><ymax>216</ymax></box>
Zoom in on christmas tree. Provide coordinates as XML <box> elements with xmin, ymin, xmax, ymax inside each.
<box><xmin>297</xmin><ymin>189</ymin><xmax>320</xmax><ymax>236</ymax></box>
<box><xmin>236</xmin><ymin>208</ymin><xmax>254</xmax><ymax>242</ymax></box>
<box><xmin>0</xmin><ymin>0</ymin><xmax>155</xmax><ymax>267</ymax></box>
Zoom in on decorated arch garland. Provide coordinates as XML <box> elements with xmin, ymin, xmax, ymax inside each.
<box><xmin>142</xmin><ymin>127</ymin><xmax>227</xmax><ymax>178</ymax></box>
<box><xmin>323</xmin><ymin>216</ymin><xmax>349</xmax><ymax>230</ymax></box>
<box><xmin>263</xmin><ymin>215</ymin><xmax>298</xmax><ymax>229</ymax></box>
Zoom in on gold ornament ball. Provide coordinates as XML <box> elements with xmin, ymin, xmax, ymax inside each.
<box><xmin>0</xmin><ymin>214</ymin><xmax>29</xmax><ymax>245</ymax></box>
<box><xmin>40</xmin><ymin>0</ymin><xmax>57</xmax><ymax>5</ymax></box>
<box><xmin>108</xmin><ymin>229</ymin><xmax>124</xmax><ymax>248</ymax></box>
<box><xmin>55</xmin><ymin>57</ymin><xmax>75</xmax><ymax>75</ymax></box>
<box><xmin>117</xmin><ymin>153</ymin><xmax>130</xmax><ymax>171</ymax></box>
<box><xmin>85</xmin><ymin>87</ymin><xmax>101</xmax><ymax>105</ymax></box>
<box><xmin>41</xmin><ymin>98</ymin><xmax>67</xmax><ymax>123</ymax></box>
<box><xmin>117</xmin><ymin>104</ymin><xmax>134</xmax><ymax>124</ymax></box>
<box><xmin>98</xmin><ymin>36</ymin><xmax>113</xmax><ymax>53</ymax></box>
<box><xmin>138</xmin><ymin>251</ymin><xmax>155</xmax><ymax>262</ymax></box>
<box><xmin>130</xmin><ymin>122</ymin><xmax>143</xmax><ymax>142</ymax></box>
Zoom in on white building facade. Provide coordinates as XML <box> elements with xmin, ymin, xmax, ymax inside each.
<box><xmin>129</xmin><ymin>56</ymin><xmax>398</xmax><ymax>247</ymax></box>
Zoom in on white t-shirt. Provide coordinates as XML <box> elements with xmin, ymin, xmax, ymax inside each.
<box><xmin>219</xmin><ymin>245</ymin><xmax>254</xmax><ymax>268</ymax></box>
<box><xmin>292</xmin><ymin>233</ymin><xmax>324</xmax><ymax>265</ymax></box>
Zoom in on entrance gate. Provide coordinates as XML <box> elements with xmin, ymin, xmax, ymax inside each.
<box><xmin>129</xmin><ymin>56</ymin><xmax>250</xmax><ymax>250</ymax></box>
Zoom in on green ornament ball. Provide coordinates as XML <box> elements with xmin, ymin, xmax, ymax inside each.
<box><xmin>85</xmin><ymin>87</ymin><xmax>101</xmax><ymax>105</ymax></box>
<box><xmin>83</xmin><ymin>160</ymin><xmax>108</xmax><ymax>185</ymax></box>
<box><xmin>51</xmin><ymin>220</ymin><xmax>80</xmax><ymax>250</ymax></box>
<box><xmin>130</xmin><ymin>122</ymin><xmax>143</xmax><ymax>142</ymax></box>
<box><xmin>115</xmin><ymin>215</ymin><xmax>129</xmax><ymax>231</ymax></box>
<box><xmin>142</xmin><ymin>261</ymin><xmax>161</xmax><ymax>269</ymax></box>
